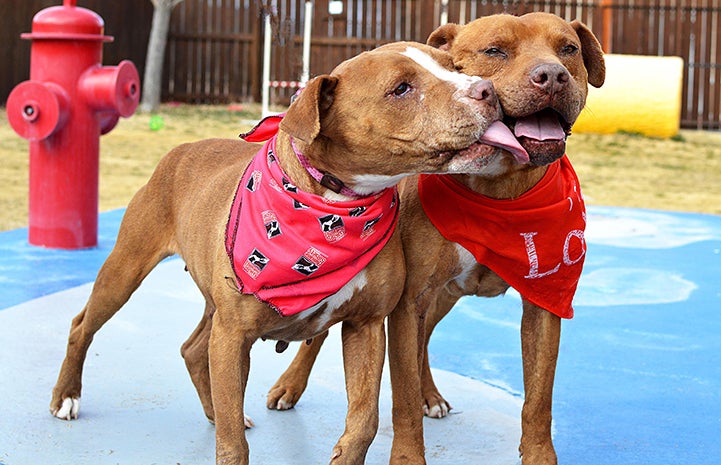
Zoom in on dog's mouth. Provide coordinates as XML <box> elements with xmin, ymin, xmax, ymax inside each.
<box><xmin>504</xmin><ymin>108</ymin><xmax>572</xmax><ymax>166</ymax></box>
<box><xmin>476</xmin><ymin>121</ymin><xmax>530</xmax><ymax>163</ymax></box>
<box><xmin>436</xmin><ymin>120</ymin><xmax>529</xmax><ymax>168</ymax></box>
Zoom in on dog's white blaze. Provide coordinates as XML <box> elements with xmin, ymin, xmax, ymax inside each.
<box><xmin>351</xmin><ymin>172</ymin><xmax>411</xmax><ymax>195</ymax></box>
<box><xmin>298</xmin><ymin>270</ymin><xmax>369</xmax><ymax>331</ymax></box>
<box><xmin>401</xmin><ymin>46</ymin><xmax>483</xmax><ymax>93</ymax></box>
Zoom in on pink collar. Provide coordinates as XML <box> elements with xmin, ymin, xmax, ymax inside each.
<box><xmin>242</xmin><ymin>114</ymin><xmax>366</xmax><ymax>198</ymax></box>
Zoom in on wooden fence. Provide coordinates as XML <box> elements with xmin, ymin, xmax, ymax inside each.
<box><xmin>2</xmin><ymin>0</ymin><xmax>720</xmax><ymax>129</ymax></box>
<box><xmin>1</xmin><ymin>0</ymin><xmax>153</xmax><ymax>104</ymax></box>
<box><xmin>162</xmin><ymin>0</ymin><xmax>721</xmax><ymax>129</ymax></box>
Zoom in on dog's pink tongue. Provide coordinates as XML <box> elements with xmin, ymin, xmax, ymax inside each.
<box><xmin>514</xmin><ymin>113</ymin><xmax>566</xmax><ymax>141</ymax></box>
<box><xmin>479</xmin><ymin>121</ymin><xmax>530</xmax><ymax>164</ymax></box>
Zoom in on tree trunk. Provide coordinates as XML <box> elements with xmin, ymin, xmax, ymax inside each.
<box><xmin>140</xmin><ymin>0</ymin><xmax>183</xmax><ymax>113</ymax></box>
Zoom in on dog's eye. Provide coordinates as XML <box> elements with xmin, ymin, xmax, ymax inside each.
<box><xmin>483</xmin><ymin>47</ymin><xmax>507</xmax><ymax>58</ymax></box>
<box><xmin>391</xmin><ymin>82</ymin><xmax>413</xmax><ymax>97</ymax></box>
<box><xmin>561</xmin><ymin>44</ymin><xmax>579</xmax><ymax>55</ymax></box>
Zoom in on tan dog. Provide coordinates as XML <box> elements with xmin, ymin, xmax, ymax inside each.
<box><xmin>267</xmin><ymin>13</ymin><xmax>606</xmax><ymax>465</ymax></box>
<box><xmin>48</xmin><ymin>42</ymin><xmax>527</xmax><ymax>465</ymax></box>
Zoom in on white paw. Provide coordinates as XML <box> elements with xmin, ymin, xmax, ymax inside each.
<box><xmin>275</xmin><ymin>398</ymin><xmax>294</xmax><ymax>410</ymax></box>
<box><xmin>244</xmin><ymin>415</ymin><xmax>255</xmax><ymax>429</ymax></box>
<box><xmin>424</xmin><ymin>402</ymin><xmax>450</xmax><ymax>419</ymax></box>
<box><xmin>52</xmin><ymin>397</ymin><xmax>80</xmax><ymax>420</ymax></box>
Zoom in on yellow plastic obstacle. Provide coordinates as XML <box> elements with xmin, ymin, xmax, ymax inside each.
<box><xmin>573</xmin><ymin>54</ymin><xmax>684</xmax><ymax>138</ymax></box>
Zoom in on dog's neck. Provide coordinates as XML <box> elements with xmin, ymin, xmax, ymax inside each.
<box><xmin>273</xmin><ymin>132</ymin><xmax>356</xmax><ymax>200</ymax></box>
<box><xmin>453</xmin><ymin>164</ymin><xmax>549</xmax><ymax>200</ymax></box>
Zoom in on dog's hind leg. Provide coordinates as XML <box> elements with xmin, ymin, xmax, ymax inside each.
<box><xmin>181</xmin><ymin>305</ymin><xmax>215</xmax><ymax>422</ymax></box>
<box><xmin>266</xmin><ymin>330</ymin><xmax>329</xmax><ymax>410</ymax></box>
<box><xmin>50</xmin><ymin>191</ymin><xmax>175</xmax><ymax>420</ymax></box>
<box><xmin>420</xmin><ymin>290</ymin><xmax>458</xmax><ymax>419</ymax></box>
<box><xmin>518</xmin><ymin>299</ymin><xmax>560</xmax><ymax>465</ymax></box>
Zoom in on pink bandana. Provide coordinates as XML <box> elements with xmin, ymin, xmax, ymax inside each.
<box><xmin>417</xmin><ymin>155</ymin><xmax>586</xmax><ymax>319</ymax></box>
<box><xmin>225</xmin><ymin>118</ymin><xmax>399</xmax><ymax>316</ymax></box>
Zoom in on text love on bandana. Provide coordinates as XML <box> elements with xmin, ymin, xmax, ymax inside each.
<box><xmin>418</xmin><ymin>155</ymin><xmax>585</xmax><ymax>319</ymax></box>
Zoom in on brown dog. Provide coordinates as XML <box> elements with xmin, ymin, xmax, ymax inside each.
<box><xmin>267</xmin><ymin>13</ymin><xmax>606</xmax><ymax>465</ymax></box>
<box><xmin>48</xmin><ymin>42</ymin><xmax>528</xmax><ymax>465</ymax></box>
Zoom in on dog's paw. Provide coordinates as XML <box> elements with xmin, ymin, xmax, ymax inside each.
<box><xmin>423</xmin><ymin>394</ymin><xmax>453</xmax><ymax>418</ymax></box>
<box><xmin>244</xmin><ymin>415</ymin><xmax>255</xmax><ymax>429</ymax></box>
<box><xmin>423</xmin><ymin>402</ymin><xmax>451</xmax><ymax>418</ymax></box>
<box><xmin>51</xmin><ymin>397</ymin><xmax>80</xmax><ymax>420</ymax></box>
<box><xmin>266</xmin><ymin>386</ymin><xmax>300</xmax><ymax>410</ymax></box>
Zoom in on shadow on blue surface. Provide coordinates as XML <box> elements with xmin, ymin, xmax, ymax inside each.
<box><xmin>1</xmin><ymin>206</ymin><xmax>720</xmax><ymax>465</ymax></box>
<box><xmin>0</xmin><ymin>209</ymin><xmax>124</xmax><ymax>310</ymax></box>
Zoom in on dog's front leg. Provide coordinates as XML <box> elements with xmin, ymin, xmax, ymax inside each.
<box><xmin>330</xmin><ymin>318</ymin><xmax>386</xmax><ymax>465</ymax></box>
<box><xmin>388</xmin><ymin>299</ymin><xmax>427</xmax><ymax>465</ymax></box>
<box><xmin>519</xmin><ymin>299</ymin><xmax>561</xmax><ymax>465</ymax></box>
<box><xmin>209</xmin><ymin>308</ymin><xmax>254</xmax><ymax>465</ymax></box>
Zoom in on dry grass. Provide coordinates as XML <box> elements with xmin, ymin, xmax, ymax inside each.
<box><xmin>1</xmin><ymin>103</ymin><xmax>720</xmax><ymax>231</ymax></box>
<box><xmin>567</xmin><ymin>129</ymin><xmax>721</xmax><ymax>215</ymax></box>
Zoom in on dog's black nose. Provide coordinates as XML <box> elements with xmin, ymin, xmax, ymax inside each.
<box><xmin>530</xmin><ymin>63</ymin><xmax>570</xmax><ymax>95</ymax></box>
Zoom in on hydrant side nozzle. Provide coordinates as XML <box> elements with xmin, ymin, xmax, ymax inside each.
<box><xmin>6</xmin><ymin>81</ymin><xmax>70</xmax><ymax>141</ymax></box>
<box><xmin>78</xmin><ymin>60</ymin><xmax>140</xmax><ymax>118</ymax></box>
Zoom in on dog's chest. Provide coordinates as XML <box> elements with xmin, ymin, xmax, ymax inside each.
<box><xmin>225</xmin><ymin>138</ymin><xmax>399</xmax><ymax>318</ymax></box>
<box><xmin>261</xmin><ymin>261</ymin><xmax>402</xmax><ymax>340</ymax></box>
<box><xmin>448</xmin><ymin>244</ymin><xmax>510</xmax><ymax>298</ymax></box>
<box><xmin>422</xmin><ymin>157</ymin><xmax>586</xmax><ymax>318</ymax></box>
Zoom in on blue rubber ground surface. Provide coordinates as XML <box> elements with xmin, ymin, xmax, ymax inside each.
<box><xmin>1</xmin><ymin>206</ymin><xmax>719</xmax><ymax>464</ymax></box>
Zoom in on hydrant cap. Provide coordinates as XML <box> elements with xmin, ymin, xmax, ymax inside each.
<box><xmin>22</xmin><ymin>1</ymin><xmax>112</xmax><ymax>42</ymax></box>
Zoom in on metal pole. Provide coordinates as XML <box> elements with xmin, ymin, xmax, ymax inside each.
<box><xmin>261</xmin><ymin>12</ymin><xmax>272</xmax><ymax>117</ymax></box>
<box><xmin>301</xmin><ymin>1</ymin><xmax>313</xmax><ymax>85</ymax></box>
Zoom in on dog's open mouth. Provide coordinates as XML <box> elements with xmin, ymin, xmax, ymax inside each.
<box><xmin>454</xmin><ymin>120</ymin><xmax>530</xmax><ymax>162</ymax></box>
<box><xmin>477</xmin><ymin>121</ymin><xmax>530</xmax><ymax>163</ymax></box>
<box><xmin>505</xmin><ymin>108</ymin><xmax>572</xmax><ymax>165</ymax></box>
<box><xmin>437</xmin><ymin>120</ymin><xmax>529</xmax><ymax>169</ymax></box>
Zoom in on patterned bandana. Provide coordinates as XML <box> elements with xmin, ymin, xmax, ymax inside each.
<box><xmin>417</xmin><ymin>155</ymin><xmax>586</xmax><ymax>319</ymax></box>
<box><xmin>225</xmin><ymin>119</ymin><xmax>399</xmax><ymax>316</ymax></box>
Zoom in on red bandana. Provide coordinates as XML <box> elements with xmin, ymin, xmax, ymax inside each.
<box><xmin>225</xmin><ymin>120</ymin><xmax>399</xmax><ymax>316</ymax></box>
<box><xmin>418</xmin><ymin>155</ymin><xmax>586</xmax><ymax>319</ymax></box>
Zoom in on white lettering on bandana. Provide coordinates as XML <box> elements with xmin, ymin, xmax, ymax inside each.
<box><xmin>417</xmin><ymin>155</ymin><xmax>586</xmax><ymax>319</ymax></box>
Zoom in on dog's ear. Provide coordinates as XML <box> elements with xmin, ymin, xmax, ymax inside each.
<box><xmin>427</xmin><ymin>23</ymin><xmax>461</xmax><ymax>51</ymax></box>
<box><xmin>571</xmin><ymin>20</ymin><xmax>606</xmax><ymax>88</ymax></box>
<box><xmin>280</xmin><ymin>75</ymin><xmax>338</xmax><ymax>143</ymax></box>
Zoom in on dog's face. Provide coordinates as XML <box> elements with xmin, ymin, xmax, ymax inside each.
<box><xmin>280</xmin><ymin>42</ymin><xmax>527</xmax><ymax>195</ymax></box>
<box><xmin>428</xmin><ymin>12</ymin><xmax>606</xmax><ymax>166</ymax></box>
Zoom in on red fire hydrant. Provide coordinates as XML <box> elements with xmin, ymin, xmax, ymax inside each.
<box><xmin>6</xmin><ymin>0</ymin><xmax>140</xmax><ymax>249</ymax></box>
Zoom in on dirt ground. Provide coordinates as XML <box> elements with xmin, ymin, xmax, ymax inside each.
<box><xmin>2</xmin><ymin>103</ymin><xmax>721</xmax><ymax>231</ymax></box>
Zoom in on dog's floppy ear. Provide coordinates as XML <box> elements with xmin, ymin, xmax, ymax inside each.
<box><xmin>427</xmin><ymin>23</ymin><xmax>461</xmax><ymax>51</ymax></box>
<box><xmin>571</xmin><ymin>20</ymin><xmax>606</xmax><ymax>88</ymax></box>
<box><xmin>280</xmin><ymin>75</ymin><xmax>339</xmax><ymax>143</ymax></box>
